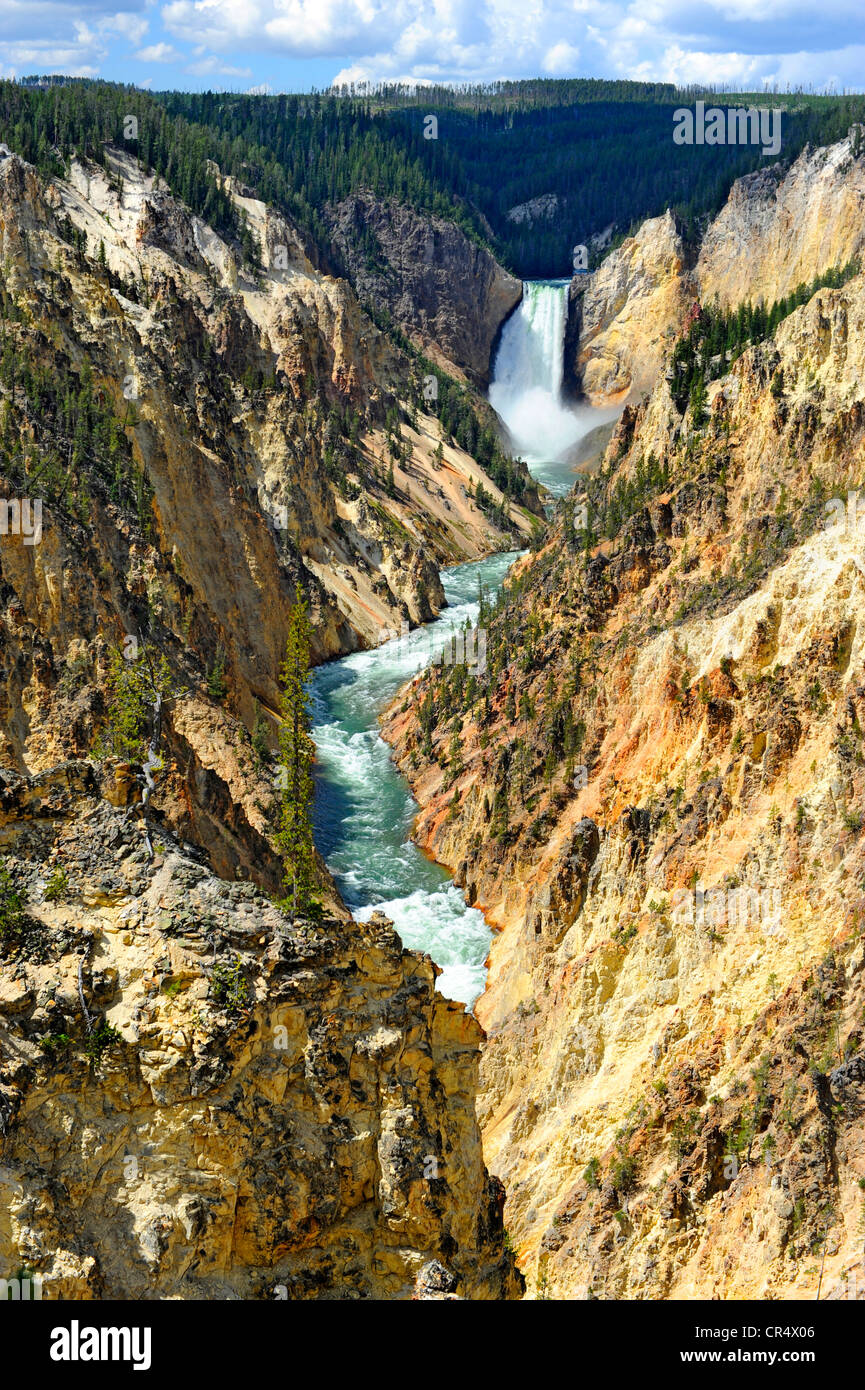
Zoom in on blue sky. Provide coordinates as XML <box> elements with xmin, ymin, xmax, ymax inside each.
<box><xmin>2</xmin><ymin>0</ymin><xmax>864</xmax><ymax>92</ymax></box>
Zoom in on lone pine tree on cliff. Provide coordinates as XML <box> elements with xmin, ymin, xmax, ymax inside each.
<box><xmin>276</xmin><ymin>584</ymin><xmax>318</xmax><ymax>920</ymax></box>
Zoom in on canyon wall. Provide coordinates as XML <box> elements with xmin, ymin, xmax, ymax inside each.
<box><xmin>0</xmin><ymin>145</ymin><xmax>539</xmax><ymax>879</ymax></box>
<box><xmin>566</xmin><ymin>134</ymin><xmax>865</xmax><ymax>407</ymax></box>
<box><xmin>0</xmin><ymin>142</ymin><xmax>533</xmax><ymax>1300</ymax></box>
<box><xmin>384</xmin><ymin>223</ymin><xmax>865</xmax><ymax>1298</ymax></box>
<box><xmin>0</xmin><ymin>762</ymin><xmax>520</xmax><ymax>1299</ymax></box>
<box><xmin>326</xmin><ymin>191</ymin><xmax>523</xmax><ymax>386</ymax></box>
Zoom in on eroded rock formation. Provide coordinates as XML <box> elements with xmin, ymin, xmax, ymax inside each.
<box><xmin>384</xmin><ymin>222</ymin><xmax>865</xmax><ymax>1299</ymax></box>
<box><xmin>0</xmin><ymin>763</ymin><xmax>520</xmax><ymax>1299</ymax></box>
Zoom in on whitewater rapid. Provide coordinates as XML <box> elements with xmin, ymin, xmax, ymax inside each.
<box><xmin>311</xmin><ymin>280</ymin><xmax>609</xmax><ymax>1008</ymax></box>
<box><xmin>311</xmin><ymin>552</ymin><xmax>517</xmax><ymax>1006</ymax></box>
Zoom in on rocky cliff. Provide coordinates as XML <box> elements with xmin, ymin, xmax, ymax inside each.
<box><xmin>0</xmin><ymin>145</ymin><xmax>537</xmax><ymax>689</ymax></box>
<box><xmin>0</xmin><ymin>762</ymin><xmax>520</xmax><ymax>1299</ymax></box>
<box><xmin>0</xmin><ymin>139</ymin><xmax>535</xmax><ymax>1300</ymax></box>
<box><xmin>326</xmin><ymin>192</ymin><xmax>523</xmax><ymax>386</ymax></box>
<box><xmin>566</xmin><ymin>133</ymin><xmax>865</xmax><ymax>407</ymax></box>
<box><xmin>564</xmin><ymin>211</ymin><xmax>692</xmax><ymax>405</ymax></box>
<box><xmin>0</xmin><ymin>144</ymin><xmax>540</xmax><ymax>876</ymax></box>
<box><xmin>383</xmin><ymin>245</ymin><xmax>865</xmax><ymax>1298</ymax></box>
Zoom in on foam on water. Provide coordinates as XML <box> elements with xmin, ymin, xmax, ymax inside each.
<box><xmin>311</xmin><ymin>552</ymin><xmax>518</xmax><ymax>1008</ymax></box>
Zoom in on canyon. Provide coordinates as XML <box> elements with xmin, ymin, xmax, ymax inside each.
<box><xmin>382</xmin><ymin>132</ymin><xmax>865</xmax><ymax>1299</ymax></box>
<box><xmin>2</xmin><ymin>98</ymin><xmax>865</xmax><ymax>1306</ymax></box>
<box><xmin>0</xmin><ymin>140</ymin><xmax>531</xmax><ymax>1299</ymax></box>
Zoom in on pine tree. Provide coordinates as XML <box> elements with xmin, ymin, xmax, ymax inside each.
<box><xmin>251</xmin><ymin>699</ymin><xmax>270</xmax><ymax>765</ymax></box>
<box><xmin>207</xmin><ymin>644</ymin><xmax>228</xmax><ymax>702</ymax></box>
<box><xmin>689</xmin><ymin>373</ymin><xmax>707</xmax><ymax>427</ymax></box>
<box><xmin>275</xmin><ymin>584</ymin><xmax>318</xmax><ymax>920</ymax></box>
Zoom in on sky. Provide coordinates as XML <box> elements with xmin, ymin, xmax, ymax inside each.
<box><xmin>1</xmin><ymin>0</ymin><xmax>865</xmax><ymax>93</ymax></box>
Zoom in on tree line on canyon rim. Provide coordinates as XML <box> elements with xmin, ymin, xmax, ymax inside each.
<box><xmin>4</xmin><ymin>78</ymin><xmax>865</xmax><ymax>278</ymax></box>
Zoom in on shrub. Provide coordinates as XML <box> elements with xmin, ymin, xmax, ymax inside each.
<box><xmin>210</xmin><ymin>957</ymin><xmax>250</xmax><ymax>1014</ymax></box>
<box><xmin>0</xmin><ymin>861</ymin><xmax>25</xmax><ymax>940</ymax></box>
<box><xmin>207</xmin><ymin>644</ymin><xmax>228</xmax><ymax>703</ymax></box>
<box><xmin>583</xmin><ymin>1157</ymin><xmax>601</xmax><ymax>1189</ymax></box>
<box><xmin>83</xmin><ymin>1020</ymin><xmax>123</xmax><ymax>1069</ymax></box>
<box><xmin>610</xmin><ymin>1151</ymin><xmax>638</xmax><ymax>1194</ymax></box>
<box><xmin>44</xmin><ymin>868</ymin><xmax>69</xmax><ymax>902</ymax></box>
<box><xmin>103</xmin><ymin>643</ymin><xmax>173</xmax><ymax>761</ymax></box>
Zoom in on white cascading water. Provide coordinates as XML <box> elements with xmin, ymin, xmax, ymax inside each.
<box><xmin>311</xmin><ymin>281</ymin><xmax>620</xmax><ymax>1010</ymax></box>
<box><xmin>489</xmin><ymin>278</ymin><xmax>615</xmax><ymax>496</ymax></box>
<box><xmin>311</xmin><ymin>552</ymin><xmax>517</xmax><ymax>1008</ymax></box>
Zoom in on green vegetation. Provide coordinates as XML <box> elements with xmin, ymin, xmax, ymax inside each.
<box><xmin>102</xmin><ymin>642</ymin><xmax>173</xmax><ymax>762</ymax></box>
<box><xmin>210</xmin><ymin>956</ymin><xmax>250</xmax><ymax>1014</ymax></box>
<box><xmin>0</xmin><ymin>298</ymin><xmax>153</xmax><ymax>532</ymax></box>
<box><xmin>155</xmin><ymin>84</ymin><xmax>865</xmax><ymax>277</ymax></box>
<box><xmin>412</xmin><ymin>354</ymin><xmax>533</xmax><ymax>505</ymax></box>
<box><xmin>583</xmin><ymin>1156</ymin><xmax>601</xmax><ymax>1189</ymax></box>
<box><xmin>275</xmin><ymin>585</ymin><xmax>319</xmax><ymax>920</ymax></box>
<box><xmin>0</xmin><ymin>860</ymin><xmax>26</xmax><ymax>940</ymax></box>
<box><xmin>43</xmin><ymin>867</ymin><xmax>69</xmax><ymax>902</ymax></box>
<box><xmin>82</xmin><ymin>1019</ymin><xmax>123</xmax><ymax>1069</ymax></box>
<box><xmin>670</xmin><ymin>260</ymin><xmax>861</xmax><ymax>414</ymax></box>
<box><xmin>206</xmin><ymin>644</ymin><xmax>228</xmax><ymax>703</ymax></box>
<box><xmin>5</xmin><ymin>79</ymin><xmax>865</xmax><ymax>279</ymax></box>
<box><xmin>251</xmin><ymin>700</ymin><xmax>271</xmax><ymax>766</ymax></box>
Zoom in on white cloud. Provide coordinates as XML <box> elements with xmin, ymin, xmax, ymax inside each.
<box><xmin>157</xmin><ymin>0</ymin><xmax>865</xmax><ymax>87</ymax></box>
<box><xmin>185</xmin><ymin>53</ymin><xmax>253</xmax><ymax>76</ymax></box>
<box><xmin>544</xmin><ymin>40</ymin><xmax>580</xmax><ymax>74</ymax></box>
<box><xmin>0</xmin><ymin>0</ymin><xmax>863</xmax><ymax>91</ymax></box>
<box><xmin>0</xmin><ymin>2</ymin><xmax>150</xmax><ymax>76</ymax></box>
<box><xmin>135</xmin><ymin>41</ymin><xmax>179</xmax><ymax>60</ymax></box>
<box><xmin>103</xmin><ymin>10</ymin><xmax>150</xmax><ymax>44</ymax></box>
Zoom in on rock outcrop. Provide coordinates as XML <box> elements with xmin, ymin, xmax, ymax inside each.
<box><xmin>566</xmin><ymin>133</ymin><xmax>865</xmax><ymax>408</ymax></box>
<box><xmin>326</xmin><ymin>192</ymin><xmax>522</xmax><ymax>386</ymax></box>
<box><xmin>0</xmin><ymin>763</ymin><xmax>521</xmax><ymax>1299</ymax></box>
<box><xmin>564</xmin><ymin>210</ymin><xmax>692</xmax><ymax>405</ymax></box>
<box><xmin>697</xmin><ymin>140</ymin><xmax>865</xmax><ymax>310</ymax></box>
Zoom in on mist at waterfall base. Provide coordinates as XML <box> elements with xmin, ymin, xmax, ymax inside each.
<box><xmin>311</xmin><ymin>552</ymin><xmax>516</xmax><ymax>1007</ymax></box>
<box><xmin>489</xmin><ymin>279</ymin><xmax>617</xmax><ymax>498</ymax></box>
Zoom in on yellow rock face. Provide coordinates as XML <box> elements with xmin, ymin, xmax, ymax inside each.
<box><xmin>383</xmin><ymin>253</ymin><xmax>865</xmax><ymax>1300</ymax></box>
<box><xmin>0</xmin><ymin>765</ymin><xmax>522</xmax><ymax>1300</ymax></box>
<box><xmin>570</xmin><ymin>134</ymin><xmax>865</xmax><ymax>411</ymax></box>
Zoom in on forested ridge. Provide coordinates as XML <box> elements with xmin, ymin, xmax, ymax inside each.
<box><xmin>4</xmin><ymin>79</ymin><xmax>865</xmax><ymax>280</ymax></box>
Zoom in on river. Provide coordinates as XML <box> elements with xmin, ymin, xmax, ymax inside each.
<box><xmin>311</xmin><ymin>279</ymin><xmax>611</xmax><ymax>1008</ymax></box>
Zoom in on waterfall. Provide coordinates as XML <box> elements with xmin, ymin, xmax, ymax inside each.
<box><xmin>489</xmin><ymin>279</ymin><xmax>615</xmax><ymax>497</ymax></box>
<box><xmin>491</xmin><ymin>280</ymin><xmax>568</xmax><ymax>403</ymax></box>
